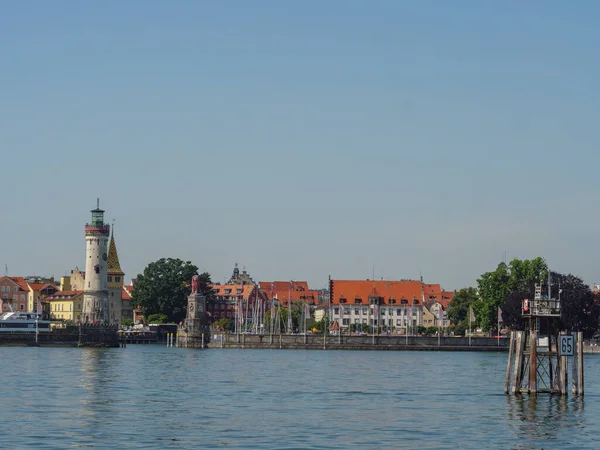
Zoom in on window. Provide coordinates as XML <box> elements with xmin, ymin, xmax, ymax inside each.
<box><xmin>20</xmin><ymin>295</ymin><xmax>24</xmax><ymax>301</ymax></box>
<box><xmin>354</xmin><ymin>319</ymin><xmax>360</xmax><ymax>324</ymax></box>
<box><xmin>108</xmin><ymin>276</ymin><xmax>113</xmax><ymax>282</ymax></box>
<box><xmin>354</xmin><ymin>308</ymin><xmax>359</xmax><ymax>315</ymax></box>
<box><xmin>0</xmin><ymin>286</ymin><xmax>4</xmax><ymax>293</ymax></box>
<box><xmin>115</xmin><ymin>277</ymin><xmax>121</xmax><ymax>282</ymax></box>
<box><xmin>14</xmin><ymin>287</ymin><xmax>17</xmax><ymax>293</ymax></box>
<box><xmin>396</xmin><ymin>319</ymin><xmax>402</xmax><ymax>326</ymax></box>
<box><xmin>342</xmin><ymin>318</ymin><xmax>350</xmax><ymax>326</ymax></box>
<box><xmin>362</xmin><ymin>307</ymin><xmax>368</xmax><ymax>314</ymax></box>
<box><xmin>94</xmin><ymin>265</ymin><xmax>100</xmax><ymax>274</ymax></box>
<box><xmin>396</xmin><ymin>309</ymin><xmax>401</xmax><ymax>316</ymax></box>
<box><xmin>334</xmin><ymin>307</ymin><xmax>339</xmax><ymax>315</ymax></box>
<box><xmin>362</xmin><ymin>318</ymin><xmax>367</xmax><ymax>324</ymax></box>
<box><xmin>20</xmin><ymin>304</ymin><xmax>24</xmax><ymax>310</ymax></box>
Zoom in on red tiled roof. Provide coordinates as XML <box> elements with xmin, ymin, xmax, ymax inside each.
<box><xmin>211</xmin><ymin>284</ymin><xmax>254</xmax><ymax>299</ymax></box>
<box><xmin>258</xmin><ymin>281</ymin><xmax>318</xmax><ymax>305</ymax></box>
<box><xmin>122</xmin><ymin>288</ymin><xmax>132</xmax><ymax>301</ymax></box>
<box><xmin>0</xmin><ymin>276</ymin><xmax>29</xmax><ymax>291</ymax></box>
<box><xmin>28</xmin><ymin>283</ymin><xmax>56</xmax><ymax>292</ymax></box>
<box><xmin>330</xmin><ymin>280</ymin><xmax>424</xmax><ymax>306</ymax></box>
<box><xmin>440</xmin><ymin>291</ymin><xmax>455</xmax><ymax>309</ymax></box>
<box><xmin>46</xmin><ymin>290</ymin><xmax>84</xmax><ymax>300</ymax></box>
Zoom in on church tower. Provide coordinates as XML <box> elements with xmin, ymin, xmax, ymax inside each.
<box><xmin>107</xmin><ymin>227</ymin><xmax>125</xmax><ymax>325</ymax></box>
<box><xmin>82</xmin><ymin>199</ymin><xmax>110</xmax><ymax>323</ymax></box>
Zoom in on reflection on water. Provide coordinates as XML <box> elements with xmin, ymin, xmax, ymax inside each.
<box><xmin>506</xmin><ymin>394</ymin><xmax>584</xmax><ymax>445</ymax></box>
<box><xmin>0</xmin><ymin>348</ymin><xmax>598</xmax><ymax>449</ymax></box>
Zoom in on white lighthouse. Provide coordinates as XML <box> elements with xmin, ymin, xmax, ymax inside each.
<box><xmin>82</xmin><ymin>199</ymin><xmax>110</xmax><ymax>324</ymax></box>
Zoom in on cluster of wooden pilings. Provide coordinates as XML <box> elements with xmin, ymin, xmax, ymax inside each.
<box><xmin>504</xmin><ymin>330</ymin><xmax>584</xmax><ymax>396</ymax></box>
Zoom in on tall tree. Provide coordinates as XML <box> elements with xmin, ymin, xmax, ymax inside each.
<box><xmin>132</xmin><ymin>258</ymin><xmax>201</xmax><ymax>323</ymax></box>
<box><xmin>447</xmin><ymin>287</ymin><xmax>478</xmax><ymax>331</ymax></box>
<box><xmin>477</xmin><ymin>257</ymin><xmax>548</xmax><ymax>331</ymax></box>
<box><xmin>490</xmin><ymin>268</ymin><xmax>599</xmax><ymax>338</ymax></box>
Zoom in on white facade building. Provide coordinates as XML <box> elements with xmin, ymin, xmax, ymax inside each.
<box><xmin>333</xmin><ymin>304</ymin><xmax>422</xmax><ymax>333</ymax></box>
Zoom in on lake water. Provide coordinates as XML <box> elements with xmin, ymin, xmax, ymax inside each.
<box><xmin>0</xmin><ymin>346</ymin><xmax>598</xmax><ymax>449</ymax></box>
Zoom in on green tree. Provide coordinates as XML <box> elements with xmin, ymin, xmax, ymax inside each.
<box><xmin>147</xmin><ymin>313</ymin><xmax>169</xmax><ymax>324</ymax></box>
<box><xmin>263</xmin><ymin>302</ymin><xmax>312</xmax><ymax>333</ymax></box>
<box><xmin>121</xmin><ymin>319</ymin><xmax>134</xmax><ymax>328</ymax></box>
<box><xmin>447</xmin><ymin>287</ymin><xmax>479</xmax><ymax>328</ymax></box>
<box><xmin>212</xmin><ymin>317</ymin><xmax>233</xmax><ymax>332</ymax></box>
<box><xmin>502</xmin><ymin>271</ymin><xmax>600</xmax><ymax>338</ymax></box>
<box><xmin>132</xmin><ymin>258</ymin><xmax>201</xmax><ymax>323</ymax></box>
<box><xmin>477</xmin><ymin>257</ymin><xmax>548</xmax><ymax>331</ymax></box>
<box><xmin>314</xmin><ymin>316</ymin><xmax>331</xmax><ymax>333</ymax></box>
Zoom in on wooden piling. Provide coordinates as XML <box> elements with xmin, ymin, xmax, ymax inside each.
<box><xmin>529</xmin><ymin>330</ymin><xmax>537</xmax><ymax>393</ymax></box>
<box><xmin>511</xmin><ymin>331</ymin><xmax>524</xmax><ymax>394</ymax></box>
<box><xmin>559</xmin><ymin>332</ymin><xmax>568</xmax><ymax>396</ymax></box>
<box><xmin>505</xmin><ymin>332</ymin><xmax>515</xmax><ymax>394</ymax></box>
<box><xmin>578</xmin><ymin>331</ymin><xmax>584</xmax><ymax>396</ymax></box>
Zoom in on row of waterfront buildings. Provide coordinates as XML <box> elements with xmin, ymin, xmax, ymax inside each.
<box><xmin>1</xmin><ymin>201</ymin><xmax>456</xmax><ymax>332</ymax></box>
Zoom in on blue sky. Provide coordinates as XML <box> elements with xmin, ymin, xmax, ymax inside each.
<box><xmin>2</xmin><ymin>1</ymin><xmax>600</xmax><ymax>289</ymax></box>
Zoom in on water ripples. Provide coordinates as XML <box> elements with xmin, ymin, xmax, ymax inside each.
<box><xmin>0</xmin><ymin>347</ymin><xmax>599</xmax><ymax>449</ymax></box>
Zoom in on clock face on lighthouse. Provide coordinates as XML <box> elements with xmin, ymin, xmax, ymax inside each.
<box><xmin>102</xmin><ymin>253</ymin><xmax>107</xmax><ymax>261</ymax></box>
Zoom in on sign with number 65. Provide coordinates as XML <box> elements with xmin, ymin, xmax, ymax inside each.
<box><xmin>560</xmin><ymin>335</ymin><xmax>574</xmax><ymax>356</ymax></box>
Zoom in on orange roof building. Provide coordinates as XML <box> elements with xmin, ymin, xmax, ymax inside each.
<box><xmin>258</xmin><ymin>281</ymin><xmax>319</xmax><ymax>306</ymax></box>
<box><xmin>209</xmin><ymin>283</ymin><xmax>268</xmax><ymax>325</ymax></box>
<box><xmin>329</xmin><ymin>279</ymin><xmax>428</xmax><ymax>333</ymax></box>
<box><xmin>0</xmin><ymin>276</ymin><xmax>30</xmax><ymax>313</ymax></box>
<box><xmin>27</xmin><ymin>282</ymin><xmax>59</xmax><ymax>313</ymax></box>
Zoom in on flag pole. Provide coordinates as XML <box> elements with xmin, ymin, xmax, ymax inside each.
<box><xmin>469</xmin><ymin>306</ymin><xmax>472</xmax><ymax>347</ymax></box>
<box><xmin>497</xmin><ymin>307</ymin><xmax>500</xmax><ymax>347</ymax></box>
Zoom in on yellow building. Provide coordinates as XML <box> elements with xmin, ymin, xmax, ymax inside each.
<box><xmin>62</xmin><ymin>268</ymin><xmax>85</xmax><ymax>291</ymax></box>
<box><xmin>27</xmin><ymin>283</ymin><xmax>59</xmax><ymax>313</ymax></box>
<box><xmin>45</xmin><ymin>290</ymin><xmax>84</xmax><ymax>323</ymax></box>
<box><xmin>422</xmin><ymin>304</ymin><xmax>436</xmax><ymax>328</ymax></box>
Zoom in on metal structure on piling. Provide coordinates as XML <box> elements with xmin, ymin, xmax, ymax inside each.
<box><xmin>505</xmin><ymin>281</ymin><xmax>584</xmax><ymax>396</ymax></box>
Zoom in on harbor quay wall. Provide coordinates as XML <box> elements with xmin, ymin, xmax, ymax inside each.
<box><xmin>207</xmin><ymin>333</ymin><xmax>510</xmax><ymax>351</ymax></box>
<box><xmin>0</xmin><ymin>325</ymin><xmax>120</xmax><ymax>348</ymax></box>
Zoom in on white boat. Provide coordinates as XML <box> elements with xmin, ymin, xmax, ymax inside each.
<box><xmin>0</xmin><ymin>312</ymin><xmax>51</xmax><ymax>332</ymax></box>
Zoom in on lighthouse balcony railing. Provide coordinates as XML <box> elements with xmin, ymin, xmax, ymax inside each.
<box><xmin>522</xmin><ymin>298</ymin><xmax>561</xmax><ymax>317</ymax></box>
<box><xmin>84</xmin><ymin>224</ymin><xmax>111</xmax><ymax>233</ymax></box>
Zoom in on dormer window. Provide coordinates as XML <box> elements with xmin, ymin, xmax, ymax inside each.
<box><xmin>369</xmin><ymin>296</ymin><xmax>381</xmax><ymax>305</ymax></box>
<box><xmin>224</xmin><ymin>289</ymin><xmax>231</xmax><ymax>294</ymax></box>
<box><xmin>354</xmin><ymin>298</ymin><xmax>362</xmax><ymax>304</ymax></box>
<box><xmin>340</xmin><ymin>298</ymin><xmax>347</xmax><ymax>304</ymax></box>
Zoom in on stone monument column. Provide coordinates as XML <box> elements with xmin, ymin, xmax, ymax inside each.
<box><xmin>177</xmin><ymin>275</ymin><xmax>211</xmax><ymax>348</ymax></box>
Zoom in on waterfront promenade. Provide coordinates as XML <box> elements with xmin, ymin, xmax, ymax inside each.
<box><xmin>207</xmin><ymin>333</ymin><xmax>510</xmax><ymax>351</ymax></box>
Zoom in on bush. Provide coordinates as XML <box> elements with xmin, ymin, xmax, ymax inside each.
<box><xmin>147</xmin><ymin>313</ymin><xmax>168</xmax><ymax>324</ymax></box>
